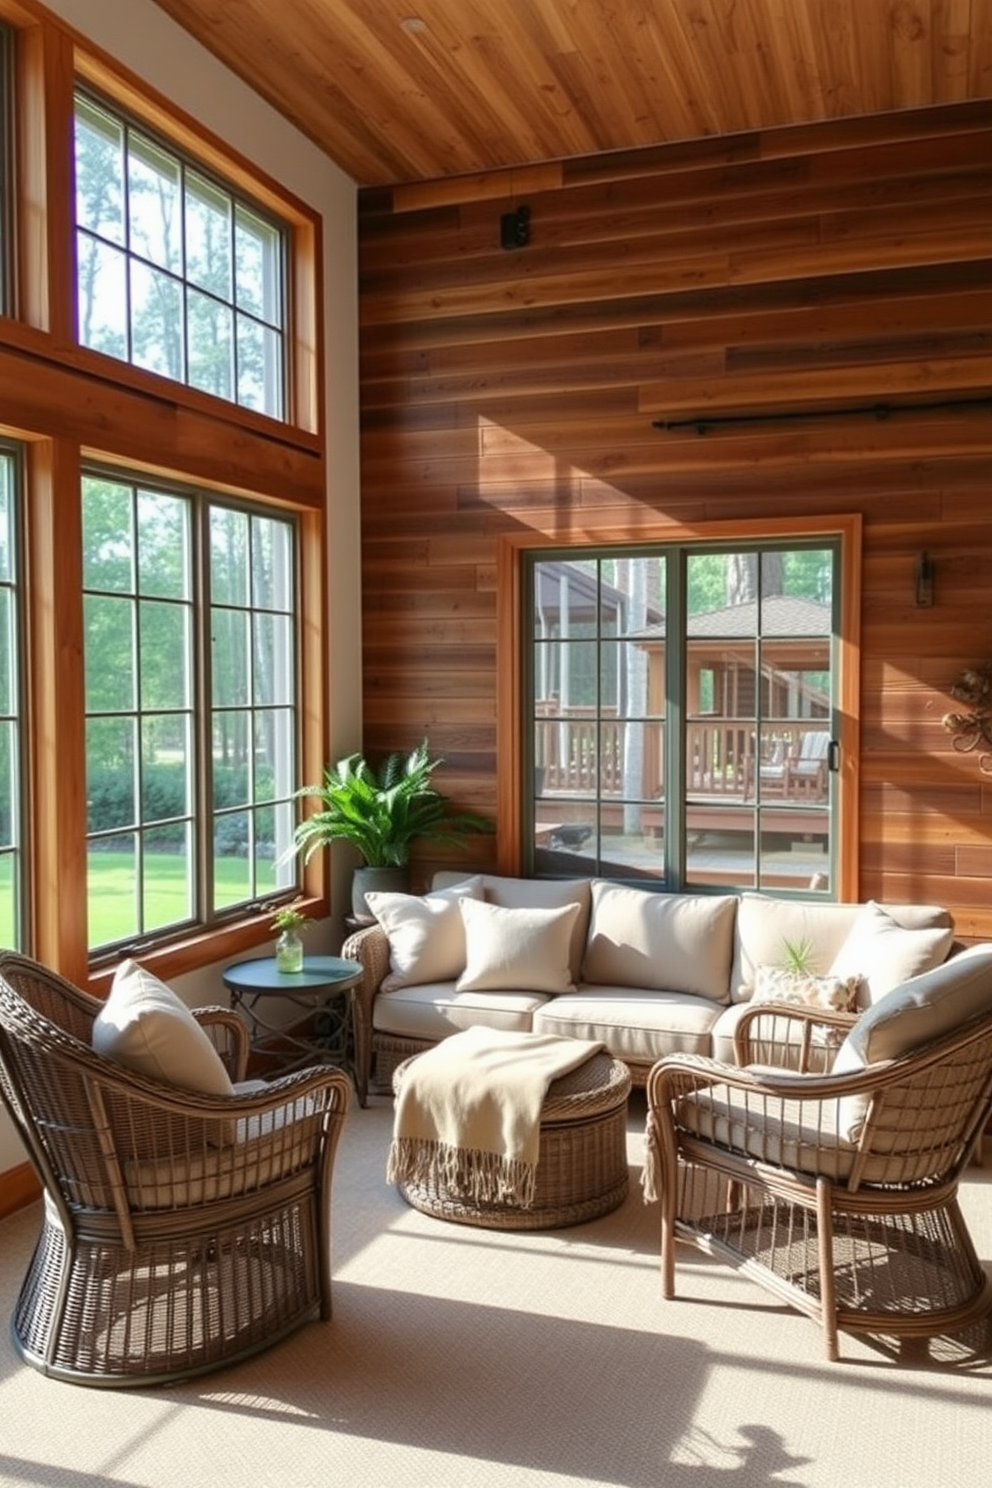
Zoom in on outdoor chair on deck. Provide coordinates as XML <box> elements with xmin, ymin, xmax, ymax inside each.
<box><xmin>0</xmin><ymin>950</ymin><xmax>351</xmax><ymax>1387</ymax></box>
<box><xmin>744</xmin><ymin>729</ymin><xmax>831</xmax><ymax>802</ymax></box>
<box><xmin>644</xmin><ymin>946</ymin><xmax>992</xmax><ymax>1360</ymax></box>
<box><xmin>782</xmin><ymin>729</ymin><xmax>831</xmax><ymax>799</ymax></box>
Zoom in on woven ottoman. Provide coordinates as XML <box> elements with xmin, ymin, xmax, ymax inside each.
<box><xmin>391</xmin><ymin>1048</ymin><xmax>631</xmax><ymax>1230</ymax></box>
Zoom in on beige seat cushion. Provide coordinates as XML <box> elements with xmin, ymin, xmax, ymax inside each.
<box><xmin>581</xmin><ymin>881</ymin><xmax>737</xmax><ymax>1002</ymax></box>
<box><xmin>122</xmin><ymin>1090</ymin><xmax>325</xmax><ymax>1208</ymax></box>
<box><xmin>93</xmin><ymin>958</ymin><xmax>235</xmax><ymax>1096</ymax></box>
<box><xmin>367</xmin><ymin>877</ymin><xmax>484</xmax><ymax>990</ymax></box>
<box><xmin>675</xmin><ymin>1083</ymin><xmax>937</xmax><ymax>1185</ymax></box>
<box><xmin>456</xmin><ymin>898</ymin><xmax>580</xmax><ymax>994</ymax></box>
<box><xmin>372</xmin><ymin>981</ymin><xmax>548</xmax><ymax>1042</ymax></box>
<box><xmin>535</xmin><ymin>987</ymin><xmax>721</xmax><ymax>1064</ymax></box>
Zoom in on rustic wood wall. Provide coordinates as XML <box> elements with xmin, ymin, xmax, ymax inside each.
<box><xmin>357</xmin><ymin>101</ymin><xmax>992</xmax><ymax>937</ymax></box>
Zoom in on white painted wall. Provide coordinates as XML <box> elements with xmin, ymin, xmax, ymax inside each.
<box><xmin>0</xmin><ymin>0</ymin><xmax>362</xmax><ymax>1175</ymax></box>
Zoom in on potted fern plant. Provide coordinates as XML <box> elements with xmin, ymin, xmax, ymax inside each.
<box><xmin>291</xmin><ymin>740</ymin><xmax>493</xmax><ymax>922</ymax></box>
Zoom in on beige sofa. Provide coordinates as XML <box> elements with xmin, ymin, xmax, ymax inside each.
<box><xmin>341</xmin><ymin>873</ymin><xmax>964</xmax><ymax>1097</ymax></box>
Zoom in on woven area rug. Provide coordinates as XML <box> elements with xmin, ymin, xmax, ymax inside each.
<box><xmin>1</xmin><ymin>1091</ymin><xmax>991</xmax><ymax>1488</ymax></box>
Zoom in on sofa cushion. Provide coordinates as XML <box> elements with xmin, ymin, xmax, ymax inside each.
<box><xmin>367</xmin><ymin>877</ymin><xmax>484</xmax><ymax>990</ymax></box>
<box><xmin>534</xmin><ymin>987</ymin><xmax>721</xmax><ymax>1064</ymax></box>
<box><xmin>732</xmin><ymin>893</ymin><xmax>953</xmax><ymax>1006</ymax></box>
<box><xmin>580</xmin><ymin>881</ymin><xmax>737</xmax><ymax>1003</ymax></box>
<box><xmin>94</xmin><ymin>958</ymin><xmax>235</xmax><ymax>1096</ymax></box>
<box><xmin>372</xmin><ymin>981</ymin><xmax>548</xmax><ymax>1042</ymax></box>
<box><xmin>827</xmin><ymin>900</ymin><xmax>954</xmax><ymax>1004</ymax></box>
<box><xmin>832</xmin><ymin>944</ymin><xmax>992</xmax><ymax>1141</ymax></box>
<box><xmin>455</xmin><ymin>898</ymin><xmax>580</xmax><ymax>994</ymax></box>
<box><xmin>434</xmin><ymin>873</ymin><xmax>592</xmax><ymax>981</ymax></box>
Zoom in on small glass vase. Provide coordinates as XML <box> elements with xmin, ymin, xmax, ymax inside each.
<box><xmin>275</xmin><ymin>928</ymin><xmax>304</xmax><ymax>973</ymax></box>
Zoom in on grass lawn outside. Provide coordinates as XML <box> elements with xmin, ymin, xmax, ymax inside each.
<box><xmin>87</xmin><ymin>850</ymin><xmax>281</xmax><ymax>947</ymax></box>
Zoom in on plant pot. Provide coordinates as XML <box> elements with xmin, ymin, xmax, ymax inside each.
<box><xmin>352</xmin><ymin>865</ymin><xmax>409</xmax><ymax>923</ymax></box>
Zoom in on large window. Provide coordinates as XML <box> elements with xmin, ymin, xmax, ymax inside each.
<box><xmin>74</xmin><ymin>91</ymin><xmax>286</xmax><ymax>418</ymax></box>
<box><xmin>83</xmin><ymin>472</ymin><xmax>300</xmax><ymax>954</ymax></box>
<box><xmin>0</xmin><ymin>444</ymin><xmax>23</xmax><ymax>947</ymax></box>
<box><xmin>0</xmin><ymin>13</ymin><xmax>324</xmax><ymax>980</ymax></box>
<box><xmin>527</xmin><ymin>542</ymin><xmax>841</xmax><ymax>895</ymax></box>
<box><xmin>0</xmin><ymin>25</ymin><xmax>11</xmax><ymax>316</ymax></box>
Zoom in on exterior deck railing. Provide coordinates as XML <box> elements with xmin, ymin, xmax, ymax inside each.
<box><xmin>534</xmin><ymin>712</ymin><xmax>828</xmax><ymax>804</ymax></box>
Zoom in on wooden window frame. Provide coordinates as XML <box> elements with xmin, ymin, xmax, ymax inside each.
<box><xmin>497</xmin><ymin>513</ymin><xmax>862</xmax><ymax>902</ymax></box>
<box><xmin>0</xmin><ymin>0</ymin><xmax>328</xmax><ymax>990</ymax></box>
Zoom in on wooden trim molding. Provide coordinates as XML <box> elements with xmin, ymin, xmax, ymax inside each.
<box><xmin>497</xmin><ymin>512</ymin><xmax>862</xmax><ymax>898</ymax></box>
<box><xmin>0</xmin><ymin>1161</ymin><xmax>41</xmax><ymax>1219</ymax></box>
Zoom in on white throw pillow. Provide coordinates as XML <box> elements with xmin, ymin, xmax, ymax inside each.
<box><xmin>93</xmin><ymin>958</ymin><xmax>235</xmax><ymax>1095</ymax></box>
<box><xmin>828</xmin><ymin>900</ymin><xmax>953</xmax><ymax>1003</ymax></box>
<box><xmin>367</xmin><ymin>877</ymin><xmax>484</xmax><ymax>989</ymax></box>
<box><xmin>455</xmin><ymin>898</ymin><xmax>580</xmax><ymax>994</ymax></box>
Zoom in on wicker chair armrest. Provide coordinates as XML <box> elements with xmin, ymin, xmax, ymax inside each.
<box><xmin>646</xmin><ymin>1048</ymin><xmax>891</xmax><ymax>1110</ymax></box>
<box><xmin>95</xmin><ymin>1054</ymin><xmax>352</xmax><ymax>1125</ymax></box>
<box><xmin>193</xmin><ymin>1005</ymin><xmax>250</xmax><ymax>1081</ymax></box>
<box><xmin>733</xmin><ymin>1001</ymin><xmax>858</xmax><ymax>1070</ymax></box>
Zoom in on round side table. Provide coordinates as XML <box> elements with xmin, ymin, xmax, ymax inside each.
<box><xmin>222</xmin><ymin>954</ymin><xmax>365</xmax><ymax>1105</ymax></box>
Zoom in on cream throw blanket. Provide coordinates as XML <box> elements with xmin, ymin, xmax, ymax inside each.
<box><xmin>387</xmin><ymin>1026</ymin><xmax>605</xmax><ymax>1209</ymax></box>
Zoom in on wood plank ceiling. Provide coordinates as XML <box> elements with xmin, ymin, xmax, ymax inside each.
<box><xmin>151</xmin><ymin>0</ymin><xmax>992</xmax><ymax>187</ymax></box>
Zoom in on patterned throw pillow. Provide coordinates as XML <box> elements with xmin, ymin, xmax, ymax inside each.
<box><xmin>747</xmin><ymin>964</ymin><xmax>861</xmax><ymax>1045</ymax></box>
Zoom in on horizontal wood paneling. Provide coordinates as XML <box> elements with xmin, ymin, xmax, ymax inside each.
<box><xmin>358</xmin><ymin>105</ymin><xmax>992</xmax><ymax>936</ymax></box>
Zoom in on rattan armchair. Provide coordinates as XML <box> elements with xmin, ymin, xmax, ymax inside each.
<box><xmin>644</xmin><ymin>997</ymin><xmax>992</xmax><ymax>1361</ymax></box>
<box><xmin>0</xmin><ymin>951</ymin><xmax>351</xmax><ymax>1387</ymax></box>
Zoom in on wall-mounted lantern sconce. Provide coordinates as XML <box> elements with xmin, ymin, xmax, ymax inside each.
<box><xmin>915</xmin><ymin>551</ymin><xmax>934</xmax><ymax>607</ymax></box>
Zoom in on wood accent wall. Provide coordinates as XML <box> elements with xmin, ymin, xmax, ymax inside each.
<box><xmin>357</xmin><ymin>102</ymin><xmax>992</xmax><ymax>938</ymax></box>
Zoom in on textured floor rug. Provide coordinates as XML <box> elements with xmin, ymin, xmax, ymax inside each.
<box><xmin>1</xmin><ymin>1091</ymin><xmax>991</xmax><ymax>1487</ymax></box>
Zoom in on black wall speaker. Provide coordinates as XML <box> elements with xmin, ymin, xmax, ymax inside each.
<box><xmin>500</xmin><ymin>204</ymin><xmax>530</xmax><ymax>250</ymax></box>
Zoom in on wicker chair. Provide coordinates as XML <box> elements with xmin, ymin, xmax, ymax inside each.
<box><xmin>644</xmin><ymin>996</ymin><xmax>992</xmax><ymax>1361</ymax></box>
<box><xmin>0</xmin><ymin>951</ymin><xmax>351</xmax><ymax>1387</ymax></box>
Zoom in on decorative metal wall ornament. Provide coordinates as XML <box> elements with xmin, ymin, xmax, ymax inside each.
<box><xmin>942</xmin><ymin>663</ymin><xmax>992</xmax><ymax>773</ymax></box>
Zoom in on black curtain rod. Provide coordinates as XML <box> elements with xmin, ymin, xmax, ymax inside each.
<box><xmin>652</xmin><ymin>394</ymin><xmax>992</xmax><ymax>435</ymax></box>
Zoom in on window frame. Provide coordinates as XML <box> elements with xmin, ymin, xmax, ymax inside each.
<box><xmin>498</xmin><ymin>514</ymin><xmax>862</xmax><ymax>902</ymax></box>
<box><xmin>81</xmin><ymin>467</ymin><xmax>305</xmax><ymax>962</ymax></box>
<box><xmin>0</xmin><ymin>6</ymin><xmax>328</xmax><ymax>990</ymax></box>
<box><xmin>0</xmin><ymin>22</ymin><xmax>13</xmax><ymax>317</ymax></box>
<box><xmin>0</xmin><ymin>437</ymin><xmax>27</xmax><ymax>949</ymax></box>
<box><xmin>73</xmin><ymin>84</ymin><xmax>289</xmax><ymax>421</ymax></box>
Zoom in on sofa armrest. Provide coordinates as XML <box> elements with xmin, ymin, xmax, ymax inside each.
<box><xmin>341</xmin><ymin>922</ymin><xmax>390</xmax><ymax>1102</ymax></box>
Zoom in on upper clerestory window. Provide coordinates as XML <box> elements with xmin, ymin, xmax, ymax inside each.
<box><xmin>73</xmin><ymin>89</ymin><xmax>287</xmax><ymax>420</ymax></box>
<box><xmin>0</xmin><ymin>26</ymin><xmax>12</xmax><ymax>319</ymax></box>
